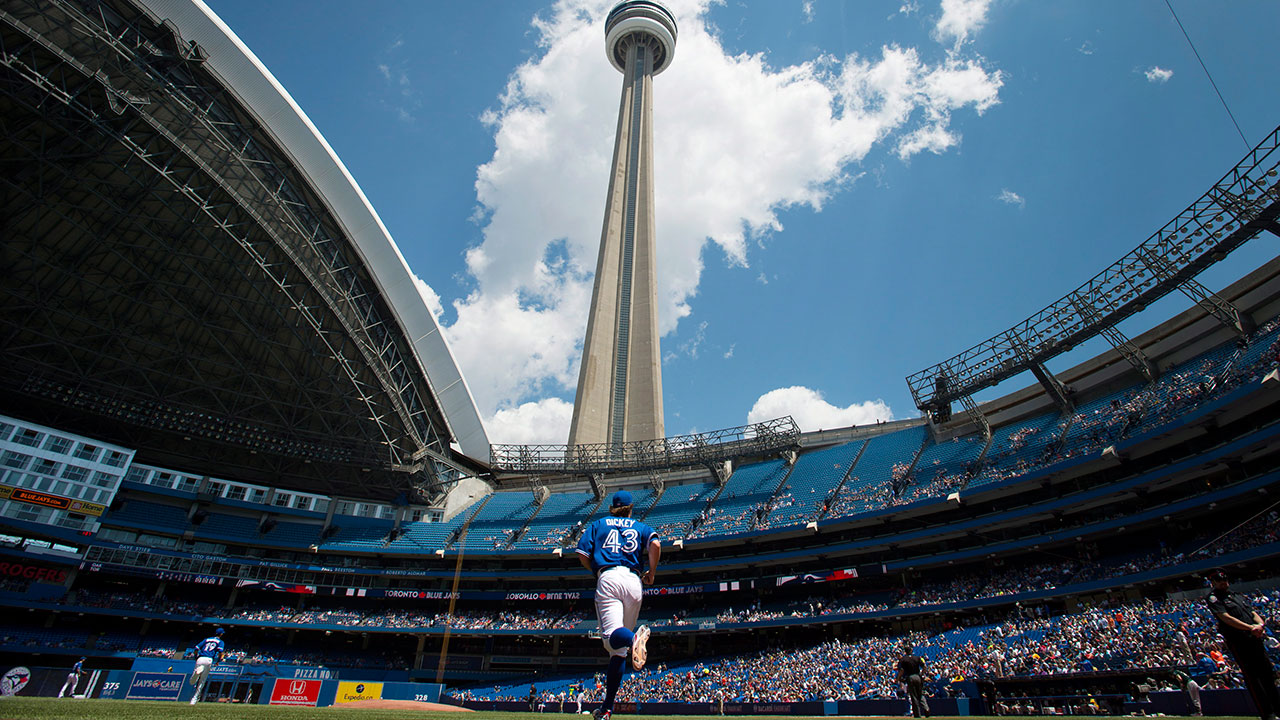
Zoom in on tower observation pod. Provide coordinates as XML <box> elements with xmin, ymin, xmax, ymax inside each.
<box><xmin>568</xmin><ymin>1</ymin><xmax>677</xmax><ymax>449</ymax></box>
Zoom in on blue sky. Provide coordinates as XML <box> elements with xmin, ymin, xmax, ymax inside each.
<box><xmin>203</xmin><ymin>0</ymin><xmax>1280</xmax><ymax>445</ymax></box>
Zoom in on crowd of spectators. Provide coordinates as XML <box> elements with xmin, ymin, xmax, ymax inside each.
<box><xmin>457</xmin><ymin>589</ymin><xmax>1279</xmax><ymax>704</ymax></box>
<box><xmin>504</xmin><ymin>328</ymin><xmax>1271</xmax><ymax>545</ymax></box>
<box><xmin>23</xmin><ymin>509</ymin><xmax>1277</xmax><ymax>648</ymax></box>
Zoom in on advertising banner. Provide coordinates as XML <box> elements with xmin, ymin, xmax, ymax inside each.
<box><xmin>269</xmin><ymin>678</ymin><xmax>322</xmax><ymax>706</ymax></box>
<box><xmin>335</xmin><ymin>681</ymin><xmax>383</xmax><ymax>704</ymax></box>
<box><xmin>0</xmin><ymin>484</ymin><xmax>104</xmax><ymax>516</ymax></box>
<box><xmin>0</xmin><ymin>561</ymin><xmax>68</xmax><ymax>584</ymax></box>
<box><xmin>125</xmin><ymin>672</ymin><xmax>184</xmax><ymax>700</ymax></box>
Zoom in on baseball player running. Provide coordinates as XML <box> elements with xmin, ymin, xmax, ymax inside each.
<box><xmin>576</xmin><ymin>491</ymin><xmax>660</xmax><ymax>720</ymax></box>
<box><xmin>188</xmin><ymin>627</ymin><xmax>225</xmax><ymax>704</ymax></box>
<box><xmin>58</xmin><ymin>657</ymin><xmax>85</xmax><ymax>698</ymax></box>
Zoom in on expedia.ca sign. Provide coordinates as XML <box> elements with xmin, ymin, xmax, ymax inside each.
<box><xmin>335</xmin><ymin>681</ymin><xmax>383</xmax><ymax>704</ymax></box>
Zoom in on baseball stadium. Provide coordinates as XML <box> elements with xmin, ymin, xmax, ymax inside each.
<box><xmin>1</xmin><ymin>0</ymin><xmax>1279</xmax><ymax>719</ymax></box>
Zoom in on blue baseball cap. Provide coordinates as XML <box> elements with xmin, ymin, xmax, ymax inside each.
<box><xmin>215</xmin><ymin>627</ymin><xmax>225</xmax><ymax>636</ymax></box>
<box><xmin>611</xmin><ymin>491</ymin><xmax>633</xmax><ymax>508</ymax></box>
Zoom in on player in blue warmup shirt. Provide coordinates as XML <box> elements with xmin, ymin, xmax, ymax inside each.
<box><xmin>576</xmin><ymin>491</ymin><xmax>660</xmax><ymax>720</ymax></box>
<box><xmin>189</xmin><ymin>627</ymin><xmax>226</xmax><ymax>705</ymax></box>
<box><xmin>58</xmin><ymin>657</ymin><xmax>85</xmax><ymax>698</ymax></box>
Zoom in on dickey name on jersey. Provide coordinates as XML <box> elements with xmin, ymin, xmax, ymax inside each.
<box><xmin>579</xmin><ymin>516</ymin><xmax>657</xmax><ymax>572</ymax></box>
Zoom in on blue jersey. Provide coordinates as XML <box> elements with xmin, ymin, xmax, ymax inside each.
<box><xmin>195</xmin><ymin>636</ymin><xmax>225</xmax><ymax>660</ymax></box>
<box><xmin>576</xmin><ymin>516</ymin><xmax>658</xmax><ymax>573</ymax></box>
<box><xmin>71</xmin><ymin>661</ymin><xmax>82</xmax><ymax>674</ymax></box>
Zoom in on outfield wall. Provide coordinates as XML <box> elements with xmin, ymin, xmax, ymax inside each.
<box><xmin>85</xmin><ymin>667</ymin><xmax>442</xmax><ymax>707</ymax></box>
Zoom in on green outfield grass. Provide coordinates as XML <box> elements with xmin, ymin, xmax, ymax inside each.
<box><xmin>0</xmin><ymin>699</ymin><xmax>1261</xmax><ymax>720</ymax></box>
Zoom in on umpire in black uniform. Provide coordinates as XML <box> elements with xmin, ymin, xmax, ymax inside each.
<box><xmin>897</xmin><ymin>645</ymin><xmax>931</xmax><ymax>718</ymax></box>
<box><xmin>1206</xmin><ymin>569</ymin><xmax>1279</xmax><ymax>720</ymax></box>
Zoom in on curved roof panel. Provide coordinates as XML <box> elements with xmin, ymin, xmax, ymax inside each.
<box><xmin>139</xmin><ymin>0</ymin><xmax>489</xmax><ymax>460</ymax></box>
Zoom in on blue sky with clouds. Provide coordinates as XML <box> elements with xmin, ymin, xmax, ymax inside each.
<box><xmin>204</xmin><ymin>0</ymin><xmax>1280</xmax><ymax>445</ymax></box>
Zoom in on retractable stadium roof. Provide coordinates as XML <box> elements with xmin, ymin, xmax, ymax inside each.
<box><xmin>0</xmin><ymin>0</ymin><xmax>489</xmax><ymax>499</ymax></box>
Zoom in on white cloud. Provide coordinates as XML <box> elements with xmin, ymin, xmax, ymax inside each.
<box><xmin>802</xmin><ymin>0</ymin><xmax>815</xmax><ymax>23</ymax></box>
<box><xmin>1144</xmin><ymin>66</ymin><xmax>1173</xmax><ymax>84</ymax></box>
<box><xmin>439</xmin><ymin>0</ymin><xmax>1002</xmax><ymax>444</ymax></box>
<box><xmin>997</xmin><ymin>188</ymin><xmax>1025</xmax><ymax>208</ymax></box>
<box><xmin>723</xmin><ymin>343</ymin><xmax>735</xmax><ymax>360</ymax></box>
<box><xmin>747</xmin><ymin>386</ymin><xmax>894</xmax><ymax>431</ymax></box>
<box><xmin>487</xmin><ymin>397</ymin><xmax>575</xmax><ymax>445</ymax></box>
<box><xmin>410</xmin><ymin>273</ymin><xmax>445</xmax><ymax>321</ymax></box>
<box><xmin>934</xmin><ymin>0</ymin><xmax>991</xmax><ymax>48</ymax></box>
<box><xmin>1077</xmin><ymin>42</ymin><xmax>1094</xmax><ymax>56</ymax></box>
<box><xmin>897</xmin><ymin>1</ymin><xmax>921</xmax><ymax>18</ymax></box>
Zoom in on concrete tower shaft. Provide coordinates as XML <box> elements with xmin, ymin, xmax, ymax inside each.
<box><xmin>568</xmin><ymin>1</ymin><xmax>676</xmax><ymax>448</ymax></box>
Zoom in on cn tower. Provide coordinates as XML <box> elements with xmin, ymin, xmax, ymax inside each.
<box><xmin>568</xmin><ymin>1</ymin><xmax>677</xmax><ymax>448</ymax></box>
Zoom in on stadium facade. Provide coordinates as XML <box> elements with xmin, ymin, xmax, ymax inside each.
<box><xmin>1</xmin><ymin>0</ymin><xmax>1280</xmax><ymax>712</ymax></box>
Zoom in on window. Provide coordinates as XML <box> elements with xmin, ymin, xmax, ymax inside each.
<box><xmin>428</xmin><ymin>510</ymin><xmax>444</xmax><ymax>523</ymax></box>
<box><xmin>409</xmin><ymin>510</ymin><xmax>423</xmax><ymax>522</ymax></box>
<box><xmin>1</xmin><ymin>451</ymin><xmax>30</xmax><ymax>470</ymax></box>
<box><xmin>12</xmin><ymin>429</ymin><xmax>42</xmax><ymax>447</ymax></box>
<box><xmin>248</xmin><ymin>489</ymin><xmax>267</xmax><ymax>504</ymax></box>
<box><xmin>0</xmin><ymin>422</ymin><xmax>12</xmax><ymax>442</ymax></box>
<box><xmin>175</xmin><ymin>476</ymin><xmax>200</xmax><ymax>493</ymax></box>
<box><xmin>273</xmin><ymin>493</ymin><xmax>292</xmax><ymax>507</ymax></box>
<box><xmin>55</xmin><ymin>513</ymin><xmax>88</xmax><ymax>531</ymax></box>
<box><xmin>205</xmin><ymin>481</ymin><xmax>224</xmax><ymax>497</ymax></box>
<box><xmin>124</xmin><ymin>467</ymin><xmax>148</xmax><ymax>484</ymax></box>
<box><xmin>292</xmin><ymin>495</ymin><xmax>310</xmax><ymax>510</ymax></box>
<box><xmin>43</xmin><ymin>435</ymin><xmax>73</xmax><ymax>455</ymax></box>
<box><xmin>102</xmin><ymin>450</ymin><xmax>128</xmax><ymax>468</ymax></box>
<box><xmin>92</xmin><ymin>471</ymin><xmax>117</xmax><ymax>488</ymax></box>
<box><xmin>52</xmin><ymin>481</ymin><xmax>70</xmax><ymax>496</ymax></box>
<box><xmin>225</xmin><ymin>486</ymin><xmax>246</xmax><ymax>502</ymax></box>
<box><xmin>73</xmin><ymin>443</ymin><xmax>100</xmax><ymax>462</ymax></box>
<box><xmin>378</xmin><ymin>506</ymin><xmax>395</xmax><ymax>519</ymax></box>
<box><xmin>32</xmin><ymin>458</ymin><xmax>60</xmax><ymax>476</ymax></box>
<box><xmin>61</xmin><ymin>465</ymin><xmax>89</xmax><ymax>483</ymax></box>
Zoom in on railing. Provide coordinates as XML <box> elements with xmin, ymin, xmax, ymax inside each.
<box><xmin>490</xmin><ymin>416</ymin><xmax>801</xmax><ymax>474</ymax></box>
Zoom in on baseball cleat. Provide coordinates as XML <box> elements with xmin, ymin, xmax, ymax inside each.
<box><xmin>592</xmin><ymin>709</ymin><xmax>611</xmax><ymax>720</ymax></box>
<box><xmin>631</xmin><ymin>625</ymin><xmax>650</xmax><ymax>670</ymax></box>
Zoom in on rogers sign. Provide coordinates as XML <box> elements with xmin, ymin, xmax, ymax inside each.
<box><xmin>270</xmin><ymin>678</ymin><xmax>321</xmax><ymax>706</ymax></box>
<box><xmin>0</xmin><ymin>563</ymin><xmax>66</xmax><ymax>583</ymax></box>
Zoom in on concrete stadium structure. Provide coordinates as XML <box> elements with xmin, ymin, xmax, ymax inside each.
<box><xmin>4</xmin><ymin>0</ymin><xmax>1280</xmax><ymax>712</ymax></box>
<box><xmin>0</xmin><ymin>0</ymin><xmax>488</xmax><ymax>503</ymax></box>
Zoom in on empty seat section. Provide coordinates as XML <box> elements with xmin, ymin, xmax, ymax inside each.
<box><xmin>901</xmin><ymin>433</ymin><xmax>986</xmax><ymax>502</ymax></box>
<box><xmin>392</xmin><ymin>513</ymin><xmax>470</xmax><ymax>552</ymax></box>
<box><xmin>689</xmin><ymin>459</ymin><xmax>789</xmax><ymax>538</ymax></box>
<box><xmin>259</xmin><ymin>520</ymin><xmax>322</xmax><ymax>548</ymax></box>
<box><xmin>100</xmin><ymin>499</ymin><xmax>189</xmax><ymax>533</ymax></box>
<box><xmin>319</xmin><ymin>516</ymin><xmax>394</xmax><ymax>551</ymax></box>
<box><xmin>764</xmin><ymin>441</ymin><xmax>864</xmax><ymax>529</ymax></box>
<box><xmin>511</xmin><ymin>491</ymin><xmax>597</xmax><ymax>550</ymax></box>
<box><xmin>193</xmin><ymin>512</ymin><xmax>258</xmax><ymax>541</ymax></box>
<box><xmin>642</xmin><ymin>480</ymin><xmax>719</xmax><ymax>540</ymax></box>
<box><xmin>971</xmin><ymin>411</ymin><xmax>1063</xmax><ymax>488</ymax></box>
<box><xmin>826</xmin><ymin>425</ymin><xmax>928</xmax><ymax>519</ymax></box>
<box><xmin>457</xmin><ymin>491</ymin><xmax>539</xmax><ymax>551</ymax></box>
